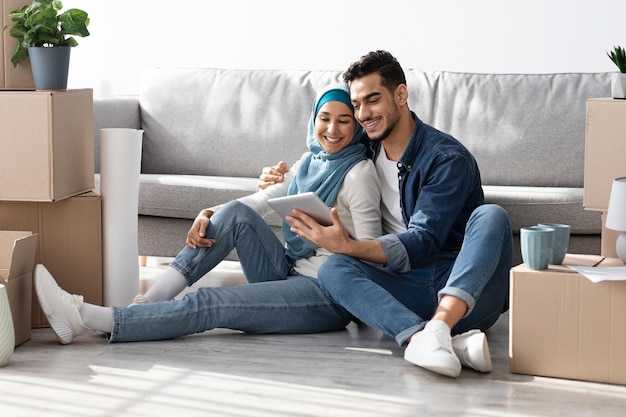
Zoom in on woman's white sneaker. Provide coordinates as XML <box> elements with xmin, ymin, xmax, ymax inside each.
<box><xmin>129</xmin><ymin>294</ymin><xmax>152</xmax><ymax>305</ymax></box>
<box><xmin>451</xmin><ymin>329</ymin><xmax>493</xmax><ymax>372</ymax></box>
<box><xmin>34</xmin><ymin>264</ymin><xmax>90</xmax><ymax>344</ymax></box>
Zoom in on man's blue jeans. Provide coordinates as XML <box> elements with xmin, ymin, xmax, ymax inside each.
<box><xmin>317</xmin><ymin>204</ymin><xmax>513</xmax><ymax>346</ymax></box>
<box><xmin>108</xmin><ymin>201</ymin><xmax>352</xmax><ymax>343</ymax></box>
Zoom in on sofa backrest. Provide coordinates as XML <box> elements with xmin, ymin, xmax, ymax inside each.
<box><xmin>139</xmin><ymin>67</ymin><xmax>611</xmax><ymax>187</ymax></box>
<box><xmin>140</xmin><ymin>67</ymin><xmax>341</xmax><ymax>178</ymax></box>
<box><xmin>406</xmin><ymin>71</ymin><xmax>611</xmax><ymax>187</ymax></box>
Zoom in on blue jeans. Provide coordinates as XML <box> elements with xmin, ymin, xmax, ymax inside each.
<box><xmin>108</xmin><ymin>201</ymin><xmax>353</xmax><ymax>342</ymax></box>
<box><xmin>317</xmin><ymin>204</ymin><xmax>513</xmax><ymax>346</ymax></box>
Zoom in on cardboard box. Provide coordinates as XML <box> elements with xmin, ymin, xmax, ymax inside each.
<box><xmin>583</xmin><ymin>98</ymin><xmax>626</xmax><ymax>211</ymax></box>
<box><xmin>0</xmin><ymin>192</ymin><xmax>102</xmax><ymax>327</ymax></box>
<box><xmin>601</xmin><ymin>211</ymin><xmax>619</xmax><ymax>258</ymax></box>
<box><xmin>1</xmin><ymin>0</ymin><xmax>34</xmax><ymax>89</ymax></box>
<box><xmin>0</xmin><ymin>89</ymin><xmax>94</xmax><ymax>201</ymax></box>
<box><xmin>0</xmin><ymin>231</ymin><xmax>37</xmax><ymax>346</ymax></box>
<box><xmin>510</xmin><ymin>254</ymin><xmax>626</xmax><ymax>385</ymax></box>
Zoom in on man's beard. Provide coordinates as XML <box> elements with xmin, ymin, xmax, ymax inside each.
<box><xmin>364</xmin><ymin>105</ymin><xmax>401</xmax><ymax>142</ymax></box>
<box><xmin>368</xmin><ymin>125</ymin><xmax>394</xmax><ymax>142</ymax></box>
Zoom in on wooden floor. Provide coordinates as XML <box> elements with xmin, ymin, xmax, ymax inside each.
<box><xmin>2</xmin><ymin>259</ymin><xmax>626</xmax><ymax>417</ymax></box>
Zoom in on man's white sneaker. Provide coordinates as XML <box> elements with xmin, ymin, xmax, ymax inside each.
<box><xmin>404</xmin><ymin>320</ymin><xmax>461</xmax><ymax>377</ymax></box>
<box><xmin>34</xmin><ymin>264</ymin><xmax>90</xmax><ymax>344</ymax></box>
<box><xmin>451</xmin><ymin>329</ymin><xmax>493</xmax><ymax>373</ymax></box>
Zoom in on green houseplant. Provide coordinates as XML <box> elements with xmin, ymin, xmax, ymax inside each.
<box><xmin>4</xmin><ymin>0</ymin><xmax>90</xmax><ymax>90</ymax></box>
<box><xmin>607</xmin><ymin>46</ymin><xmax>626</xmax><ymax>73</ymax></box>
<box><xmin>607</xmin><ymin>46</ymin><xmax>626</xmax><ymax>99</ymax></box>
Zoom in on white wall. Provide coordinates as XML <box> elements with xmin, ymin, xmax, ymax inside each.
<box><xmin>62</xmin><ymin>0</ymin><xmax>626</xmax><ymax>97</ymax></box>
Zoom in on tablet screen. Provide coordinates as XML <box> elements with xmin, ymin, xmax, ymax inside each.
<box><xmin>267</xmin><ymin>192</ymin><xmax>333</xmax><ymax>226</ymax></box>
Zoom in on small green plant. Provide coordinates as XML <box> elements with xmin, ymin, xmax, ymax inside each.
<box><xmin>607</xmin><ymin>46</ymin><xmax>626</xmax><ymax>73</ymax></box>
<box><xmin>3</xmin><ymin>0</ymin><xmax>89</xmax><ymax>67</ymax></box>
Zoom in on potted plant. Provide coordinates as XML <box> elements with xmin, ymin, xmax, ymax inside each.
<box><xmin>4</xmin><ymin>0</ymin><xmax>89</xmax><ymax>91</ymax></box>
<box><xmin>607</xmin><ymin>45</ymin><xmax>626</xmax><ymax>99</ymax></box>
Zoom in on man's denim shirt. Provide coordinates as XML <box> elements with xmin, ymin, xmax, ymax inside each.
<box><xmin>365</xmin><ymin>112</ymin><xmax>484</xmax><ymax>273</ymax></box>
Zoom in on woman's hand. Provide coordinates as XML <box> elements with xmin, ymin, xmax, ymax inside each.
<box><xmin>186</xmin><ymin>209</ymin><xmax>217</xmax><ymax>249</ymax></box>
<box><xmin>258</xmin><ymin>161</ymin><xmax>289</xmax><ymax>190</ymax></box>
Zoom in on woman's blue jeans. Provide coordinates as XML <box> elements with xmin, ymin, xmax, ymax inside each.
<box><xmin>317</xmin><ymin>204</ymin><xmax>513</xmax><ymax>346</ymax></box>
<box><xmin>109</xmin><ymin>201</ymin><xmax>353</xmax><ymax>342</ymax></box>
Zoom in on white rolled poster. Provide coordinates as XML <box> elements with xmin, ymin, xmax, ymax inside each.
<box><xmin>100</xmin><ymin>128</ymin><xmax>144</xmax><ymax>306</ymax></box>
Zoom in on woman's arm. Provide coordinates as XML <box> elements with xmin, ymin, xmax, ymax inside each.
<box><xmin>207</xmin><ymin>155</ymin><xmax>305</xmax><ymax>217</ymax></box>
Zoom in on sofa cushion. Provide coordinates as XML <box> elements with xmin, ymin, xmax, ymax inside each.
<box><xmin>130</xmin><ymin>174</ymin><xmax>602</xmax><ymax>237</ymax></box>
<box><xmin>137</xmin><ymin>174</ymin><xmax>282</xmax><ymax>227</ymax></box>
<box><xmin>483</xmin><ymin>185</ymin><xmax>601</xmax><ymax>233</ymax></box>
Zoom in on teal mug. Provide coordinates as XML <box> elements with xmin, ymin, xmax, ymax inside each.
<box><xmin>520</xmin><ymin>226</ymin><xmax>555</xmax><ymax>270</ymax></box>
<box><xmin>537</xmin><ymin>223</ymin><xmax>570</xmax><ymax>265</ymax></box>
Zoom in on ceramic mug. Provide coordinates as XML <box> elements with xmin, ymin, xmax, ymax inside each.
<box><xmin>520</xmin><ymin>226</ymin><xmax>555</xmax><ymax>270</ymax></box>
<box><xmin>537</xmin><ymin>223</ymin><xmax>570</xmax><ymax>265</ymax></box>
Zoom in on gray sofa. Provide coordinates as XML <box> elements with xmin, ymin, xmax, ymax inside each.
<box><xmin>93</xmin><ymin>67</ymin><xmax>610</xmax><ymax>265</ymax></box>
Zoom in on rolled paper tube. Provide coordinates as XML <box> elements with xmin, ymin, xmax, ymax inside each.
<box><xmin>100</xmin><ymin>128</ymin><xmax>144</xmax><ymax>306</ymax></box>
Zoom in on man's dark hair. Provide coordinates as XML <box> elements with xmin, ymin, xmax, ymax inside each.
<box><xmin>342</xmin><ymin>50</ymin><xmax>407</xmax><ymax>93</ymax></box>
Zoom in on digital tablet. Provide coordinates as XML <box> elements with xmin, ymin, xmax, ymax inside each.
<box><xmin>267</xmin><ymin>192</ymin><xmax>355</xmax><ymax>248</ymax></box>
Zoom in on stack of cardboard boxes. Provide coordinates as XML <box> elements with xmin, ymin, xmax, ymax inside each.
<box><xmin>1</xmin><ymin>0</ymin><xmax>102</xmax><ymax>347</ymax></box>
<box><xmin>509</xmin><ymin>98</ymin><xmax>626</xmax><ymax>385</ymax></box>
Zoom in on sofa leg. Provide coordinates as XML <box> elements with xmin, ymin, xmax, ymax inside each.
<box><xmin>139</xmin><ymin>256</ymin><xmax>147</xmax><ymax>267</ymax></box>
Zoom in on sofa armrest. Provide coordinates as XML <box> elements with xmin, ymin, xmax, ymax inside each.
<box><xmin>93</xmin><ymin>96</ymin><xmax>141</xmax><ymax>173</ymax></box>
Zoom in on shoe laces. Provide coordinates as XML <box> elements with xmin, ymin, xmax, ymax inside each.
<box><xmin>56</xmin><ymin>287</ymin><xmax>82</xmax><ymax>311</ymax></box>
<box><xmin>426</xmin><ymin>323</ymin><xmax>454</xmax><ymax>354</ymax></box>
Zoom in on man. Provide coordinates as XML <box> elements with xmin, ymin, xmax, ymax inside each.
<box><xmin>264</xmin><ymin>50</ymin><xmax>513</xmax><ymax>377</ymax></box>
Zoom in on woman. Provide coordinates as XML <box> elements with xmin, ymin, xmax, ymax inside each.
<box><xmin>35</xmin><ymin>83</ymin><xmax>382</xmax><ymax>344</ymax></box>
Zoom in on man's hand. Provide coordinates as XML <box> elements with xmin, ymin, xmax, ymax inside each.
<box><xmin>258</xmin><ymin>161</ymin><xmax>288</xmax><ymax>190</ymax></box>
<box><xmin>186</xmin><ymin>209</ymin><xmax>217</xmax><ymax>249</ymax></box>
<box><xmin>288</xmin><ymin>207</ymin><xmax>388</xmax><ymax>264</ymax></box>
<box><xmin>286</xmin><ymin>207</ymin><xmax>352</xmax><ymax>253</ymax></box>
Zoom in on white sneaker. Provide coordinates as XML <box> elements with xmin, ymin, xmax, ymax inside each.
<box><xmin>452</xmin><ymin>329</ymin><xmax>493</xmax><ymax>372</ymax></box>
<box><xmin>129</xmin><ymin>294</ymin><xmax>152</xmax><ymax>306</ymax></box>
<box><xmin>34</xmin><ymin>264</ymin><xmax>90</xmax><ymax>344</ymax></box>
<box><xmin>404</xmin><ymin>320</ymin><xmax>461</xmax><ymax>377</ymax></box>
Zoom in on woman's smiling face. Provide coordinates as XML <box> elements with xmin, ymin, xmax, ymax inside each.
<box><xmin>314</xmin><ymin>101</ymin><xmax>357</xmax><ymax>154</ymax></box>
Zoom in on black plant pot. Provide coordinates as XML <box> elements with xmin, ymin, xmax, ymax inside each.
<box><xmin>28</xmin><ymin>46</ymin><xmax>71</xmax><ymax>91</ymax></box>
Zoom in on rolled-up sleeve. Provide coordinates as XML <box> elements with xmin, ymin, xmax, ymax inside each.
<box><xmin>377</xmin><ymin>234</ymin><xmax>412</xmax><ymax>273</ymax></box>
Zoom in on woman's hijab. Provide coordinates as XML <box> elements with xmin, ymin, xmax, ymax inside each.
<box><xmin>283</xmin><ymin>83</ymin><xmax>366</xmax><ymax>262</ymax></box>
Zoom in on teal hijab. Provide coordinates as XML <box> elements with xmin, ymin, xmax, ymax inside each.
<box><xmin>283</xmin><ymin>83</ymin><xmax>366</xmax><ymax>262</ymax></box>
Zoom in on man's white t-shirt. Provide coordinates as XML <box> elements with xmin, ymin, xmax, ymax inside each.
<box><xmin>375</xmin><ymin>144</ymin><xmax>407</xmax><ymax>234</ymax></box>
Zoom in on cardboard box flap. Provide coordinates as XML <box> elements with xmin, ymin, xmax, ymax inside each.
<box><xmin>563</xmin><ymin>253</ymin><xmax>604</xmax><ymax>267</ymax></box>
<box><xmin>0</xmin><ymin>231</ymin><xmax>38</xmax><ymax>282</ymax></box>
<box><xmin>512</xmin><ymin>254</ymin><xmax>606</xmax><ymax>275</ymax></box>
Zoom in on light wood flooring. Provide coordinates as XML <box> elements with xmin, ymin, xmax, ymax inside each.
<box><xmin>2</xmin><ymin>258</ymin><xmax>626</xmax><ymax>417</ymax></box>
